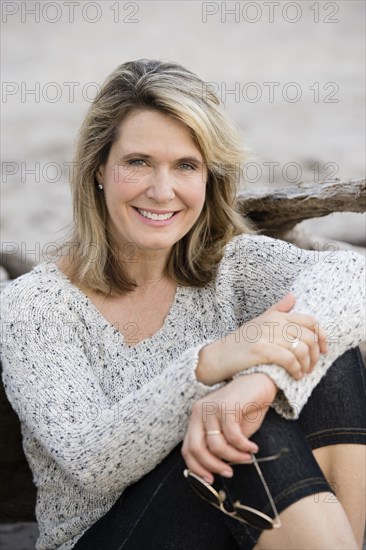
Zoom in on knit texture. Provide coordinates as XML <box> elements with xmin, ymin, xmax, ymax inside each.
<box><xmin>1</xmin><ymin>233</ymin><xmax>365</xmax><ymax>549</ymax></box>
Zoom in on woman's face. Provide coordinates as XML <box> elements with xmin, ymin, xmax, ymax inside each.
<box><xmin>97</xmin><ymin>109</ymin><xmax>208</xmax><ymax>257</ymax></box>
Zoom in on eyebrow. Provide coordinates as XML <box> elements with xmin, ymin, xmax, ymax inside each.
<box><xmin>118</xmin><ymin>152</ymin><xmax>203</xmax><ymax>166</ymax></box>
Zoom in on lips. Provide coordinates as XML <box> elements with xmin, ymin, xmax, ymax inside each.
<box><xmin>137</xmin><ymin>208</ymin><xmax>175</xmax><ymax>221</ymax></box>
<box><xmin>131</xmin><ymin>206</ymin><xmax>181</xmax><ymax>226</ymax></box>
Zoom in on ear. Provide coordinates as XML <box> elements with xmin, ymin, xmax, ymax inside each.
<box><xmin>96</xmin><ymin>166</ymin><xmax>104</xmax><ymax>185</ymax></box>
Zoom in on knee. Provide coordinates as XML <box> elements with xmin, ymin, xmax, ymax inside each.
<box><xmin>313</xmin><ymin>445</ymin><xmax>366</xmax><ymax>492</ymax></box>
<box><xmin>254</xmin><ymin>494</ymin><xmax>359</xmax><ymax>550</ymax></box>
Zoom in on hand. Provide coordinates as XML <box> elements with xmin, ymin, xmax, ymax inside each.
<box><xmin>181</xmin><ymin>373</ymin><xmax>277</xmax><ymax>483</ymax></box>
<box><xmin>196</xmin><ymin>292</ymin><xmax>329</xmax><ymax>385</ymax></box>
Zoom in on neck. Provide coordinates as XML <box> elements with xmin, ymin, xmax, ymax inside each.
<box><xmin>122</xmin><ymin>247</ymin><xmax>171</xmax><ymax>288</ymax></box>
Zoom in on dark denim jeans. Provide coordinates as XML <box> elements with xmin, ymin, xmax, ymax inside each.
<box><xmin>74</xmin><ymin>347</ymin><xmax>366</xmax><ymax>550</ymax></box>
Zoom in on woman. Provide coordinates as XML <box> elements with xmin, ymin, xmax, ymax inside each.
<box><xmin>1</xmin><ymin>59</ymin><xmax>365</xmax><ymax>550</ymax></box>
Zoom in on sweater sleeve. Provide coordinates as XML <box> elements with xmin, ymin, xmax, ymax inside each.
<box><xmin>230</xmin><ymin>234</ymin><xmax>366</xmax><ymax>419</ymax></box>
<box><xmin>0</xmin><ymin>282</ymin><xmax>221</xmax><ymax>496</ymax></box>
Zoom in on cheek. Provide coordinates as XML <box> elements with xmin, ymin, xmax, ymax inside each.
<box><xmin>185</xmin><ymin>180</ymin><xmax>207</xmax><ymax>210</ymax></box>
<box><xmin>104</xmin><ymin>177</ymin><xmax>135</xmax><ymax>203</ymax></box>
<box><xmin>106</xmin><ymin>164</ymin><xmax>138</xmax><ymax>188</ymax></box>
<box><xmin>194</xmin><ymin>186</ymin><xmax>207</xmax><ymax>211</ymax></box>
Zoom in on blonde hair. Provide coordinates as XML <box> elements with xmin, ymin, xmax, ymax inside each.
<box><xmin>62</xmin><ymin>59</ymin><xmax>258</xmax><ymax>294</ymax></box>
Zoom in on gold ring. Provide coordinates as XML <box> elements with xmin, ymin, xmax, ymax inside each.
<box><xmin>206</xmin><ymin>430</ymin><xmax>223</xmax><ymax>436</ymax></box>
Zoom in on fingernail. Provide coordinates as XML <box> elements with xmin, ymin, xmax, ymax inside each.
<box><xmin>240</xmin><ymin>454</ymin><xmax>252</xmax><ymax>462</ymax></box>
<box><xmin>221</xmin><ymin>469</ymin><xmax>233</xmax><ymax>478</ymax></box>
<box><xmin>203</xmin><ymin>476</ymin><xmax>213</xmax><ymax>484</ymax></box>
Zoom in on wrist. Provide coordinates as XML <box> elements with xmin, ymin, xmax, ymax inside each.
<box><xmin>237</xmin><ymin>372</ymin><xmax>278</xmax><ymax>402</ymax></box>
<box><xmin>256</xmin><ymin>373</ymin><xmax>278</xmax><ymax>401</ymax></box>
<box><xmin>195</xmin><ymin>341</ymin><xmax>224</xmax><ymax>385</ymax></box>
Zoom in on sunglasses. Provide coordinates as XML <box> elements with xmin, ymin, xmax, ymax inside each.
<box><xmin>183</xmin><ymin>448</ymin><xmax>289</xmax><ymax>530</ymax></box>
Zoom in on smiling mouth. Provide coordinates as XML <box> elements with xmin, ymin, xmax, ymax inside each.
<box><xmin>133</xmin><ymin>207</ymin><xmax>179</xmax><ymax>221</ymax></box>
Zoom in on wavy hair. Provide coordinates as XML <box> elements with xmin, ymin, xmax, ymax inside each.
<box><xmin>61</xmin><ymin>59</ymin><xmax>258</xmax><ymax>294</ymax></box>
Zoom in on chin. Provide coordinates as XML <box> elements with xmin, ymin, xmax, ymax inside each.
<box><xmin>140</xmin><ymin>241</ymin><xmax>175</xmax><ymax>251</ymax></box>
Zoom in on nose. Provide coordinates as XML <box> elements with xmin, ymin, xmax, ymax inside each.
<box><xmin>145</xmin><ymin>167</ymin><xmax>175</xmax><ymax>203</ymax></box>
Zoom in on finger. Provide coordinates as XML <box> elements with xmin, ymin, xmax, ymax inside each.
<box><xmin>286</xmin><ymin>327</ymin><xmax>320</xmax><ymax>372</ymax></box>
<box><xmin>207</xmin><ymin>435</ymin><xmax>253</xmax><ymax>464</ymax></box>
<box><xmin>269</xmin><ymin>292</ymin><xmax>296</xmax><ymax>313</ymax></box>
<box><xmin>285</xmin><ymin>313</ymin><xmax>329</xmax><ymax>352</ymax></box>
<box><xmin>182</xmin><ymin>450</ymin><xmax>215</xmax><ymax>484</ymax></box>
<box><xmin>181</xmin><ymin>432</ymin><xmax>221</xmax><ymax>482</ymax></box>
<box><xmin>206</xmin><ymin>429</ymin><xmax>254</xmax><ymax>464</ymax></box>
<box><xmin>182</xmin><ymin>415</ymin><xmax>236</xmax><ymax>478</ymax></box>
<box><xmin>185</xmin><ymin>439</ymin><xmax>235</xmax><ymax>478</ymax></box>
<box><xmin>220</xmin><ymin>420</ymin><xmax>259</xmax><ymax>454</ymax></box>
<box><xmin>259</xmin><ymin>342</ymin><xmax>303</xmax><ymax>379</ymax></box>
<box><xmin>288</xmin><ymin>340</ymin><xmax>312</xmax><ymax>373</ymax></box>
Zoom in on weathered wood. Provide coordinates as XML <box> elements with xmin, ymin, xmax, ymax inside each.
<box><xmin>237</xmin><ymin>178</ymin><xmax>366</xmax><ymax>234</ymax></box>
<box><xmin>0</xmin><ymin>375</ymin><xmax>37</xmax><ymax>522</ymax></box>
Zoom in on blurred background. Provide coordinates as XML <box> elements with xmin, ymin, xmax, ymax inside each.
<box><xmin>1</xmin><ymin>0</ymin><xmax>365</xmax><ymax>547</ymax></box>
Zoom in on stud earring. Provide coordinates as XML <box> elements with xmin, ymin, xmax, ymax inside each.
<box><xmin>98</xmin><ymin>184</ymin><xmax>103</xmax><ymax>190</ymax></box>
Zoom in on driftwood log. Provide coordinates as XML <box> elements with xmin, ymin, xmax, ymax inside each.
<box><xmin>237</xmin><ymin>178</ymin><xmax>366</xmax><ymax>234</ymax></box>
<box><xmin>1</xmin><ymin>178</ymin><xmax>365</xmax><ymax>523</ymax></box>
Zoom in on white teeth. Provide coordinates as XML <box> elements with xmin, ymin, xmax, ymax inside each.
<box><xmin>137</xmin><ymin>208</ymin><xmax>175</xmax><ymax>221</ymax></box>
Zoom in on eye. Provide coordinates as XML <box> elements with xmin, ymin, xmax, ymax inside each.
<box><xmin>127</xmin><ymin>159</ymin><xmax>147</xmax><ymax>166</ymax></box>
<box><xmin>179</xmin><ymin>163</ymin><xmax>196</xmax><ymax>171</ymax></box>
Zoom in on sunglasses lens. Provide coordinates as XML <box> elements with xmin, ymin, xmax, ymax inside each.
<box><xmin>234</xmin><ymin>507</ymin><xmax>273</xmax><ymax>530</ymax></box>
<box><xmin>184</xmin><ymin>469</ymin><xmax>277</xmax><ymax>530</ymax></box>
<box><xmin>188</xmin><ymin>475</ymin><xmax>218</xmax><ymax>505</ymax></box>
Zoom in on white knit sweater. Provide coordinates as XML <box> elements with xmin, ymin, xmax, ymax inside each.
<box><xmin>1</xmin><ymin>233</ymin><xmax>365</xmax><ymax>549</ymax></box>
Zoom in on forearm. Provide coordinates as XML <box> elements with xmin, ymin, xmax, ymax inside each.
<box><xmin>2</xmin><ymin>333</ymin><xmax>224</xmax><ymax>495</ymax></box>
<box><xmin>195</xmin><ymin>336</ymin><xmax>260</xmax><ymax>386</ymax></box>
<box><xmin>237</xmin><ymin>251</ymin><xmax>365</xmax><ymax>419</ymax></box>
<box><xmin>195</xmin><ymin>341</ymin><xmax>227</xmax><ymax>385</ymax></box>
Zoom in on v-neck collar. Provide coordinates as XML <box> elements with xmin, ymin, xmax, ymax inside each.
<box><xmin>43</xmin><ymin>262</ymin><xmax>185</xmax><ymax>352</ymax></box>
